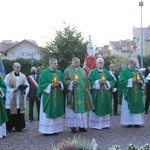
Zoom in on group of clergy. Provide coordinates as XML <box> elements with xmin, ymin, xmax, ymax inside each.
<box><xmin>0</xmin><ymin>57</ymin><xmax>145</xmax><ymax>138</ymax></box>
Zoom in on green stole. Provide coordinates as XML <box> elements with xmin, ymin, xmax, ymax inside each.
<box><xmin>118</xmin><ymin>67</ymin><xmax>144</xmax><ymax>114</ymax></box>
<box><xmin>63</xmin><ymin>66</ymin><xmax>94</xmax><ymax>113</ymax></box>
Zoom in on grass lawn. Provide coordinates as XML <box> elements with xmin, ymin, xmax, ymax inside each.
<box><xmin>25</xmin><ymin>99</ymin><xmax>38</xmax><ymax>121</ymax></box>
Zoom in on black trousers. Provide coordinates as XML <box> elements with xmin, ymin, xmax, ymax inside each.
<box><xmin>112</xmin><ymin>91</ymin><xmax>118</xmax><ymax>114</ymax></box>
<box><xmin>29</xmin><ymin>97</ymin><xmax>40</xmax><ymax>121</ymax></box>
<box><xmin>6</xmin><ymin>109</ymin><xmax>25</xmax><ymax>131</ymax></box>
<box><xmin>145</xmin><ymin>83</ymin><xmax>150</xmax><ymax>111</ymax></box>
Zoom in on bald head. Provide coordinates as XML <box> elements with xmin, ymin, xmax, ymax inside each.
<box><xmin>13</xmin><ymin>62</ymin><xmax>21</xmax><ymax>73</ymax></box>
<box><xmin>129</xmin><ymin>58</ymin><xmax>137</xmax><ymax>69</ymax></box>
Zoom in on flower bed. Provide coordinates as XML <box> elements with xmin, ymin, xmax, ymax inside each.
<box><xmin>109</xmin><ymin>143</ymin><xmax>150</xmax><ymax>150</ymax></box>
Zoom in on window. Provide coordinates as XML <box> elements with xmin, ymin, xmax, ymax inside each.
<box><xmin>19</xmin><ymin>52</ymin><xmax>27</xmax><ymax>57</ymax></box>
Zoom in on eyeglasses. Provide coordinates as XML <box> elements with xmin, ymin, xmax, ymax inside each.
<box><xmin>16</xmin><ymin>66</ymin><xmax>21</xmax><ymax>68</ymax></box>
<box><xmin>131</xmin><ymin>63</ymin><xmax>136</xmax><ymax>66</ymax></box>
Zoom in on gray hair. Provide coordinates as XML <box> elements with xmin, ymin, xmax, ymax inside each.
<box><xmin>49</xmin><ymin>58</ymin><xmax>57</xmax><ymax>65</ymax></box>
<box><xmin>96</xmin><ymin>58</ymin><xmax>104</xmax><ymax>64</ymax></box>
<box><xmin>71</xmin><ymin>57</ymin><xmax>80</xmax><ymax>63</ymax></box>
<box><xmin>129</xmin><ymin>58</ymin><xmax>137</xmax><ymax>64</ymax></box>
<box><xmin>31</xmin><ymin>67</ymin><xmax>37</xmax><ymax>72</ymax></box>
<box><xmin>13</xmin><ymin>62</ymin><xmax>21</xmax><ymax>68</ymax></box>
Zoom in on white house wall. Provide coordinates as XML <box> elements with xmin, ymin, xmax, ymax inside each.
<box><xmin>5</xmin><ymin>41</ymin><xmax>41</xmax><ymax>60</ymax></box>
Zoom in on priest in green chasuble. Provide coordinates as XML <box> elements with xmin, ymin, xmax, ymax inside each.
<box><xmin>0</xmin><ymin>77</ymin><xmax>8</xmax><ymax>138</ymax></box>
<box><xmin>63</xmin><ymin>57</ymin><xmax>94</xmax><ymax>133</ymax></box>
<box><xmin>37</xmin><ymin>58</ymin><xmax>64</xmax><ymax>135</ymax></box>
<box><xmin>88</xmin><ymin>58</ymin><xmax>115</xmax><ymax>130</ymax></box>
<box><xmin>119</xmin><ymin>58</ymin><xmax>144</xmax><ymax>127</ymax></box>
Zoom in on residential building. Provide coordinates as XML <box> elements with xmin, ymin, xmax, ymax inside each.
<box><xmin>0</xmin><ymin>39</ymin><xmax>41</xmax><ymax>60</ymax></box>
<box><xmin>96</xmin><ymin>45</ymin><xmax>111</xmax><ymax>57</ymax></box>
<box><xmin>109</xmin><ymin>39</ymin><xmax>132</xmax><ymax>58</ymax></box>
<box><xmin>133</xmin><ymin>25</ymin><xmax>150</xmax><ymax>56</ymax></box>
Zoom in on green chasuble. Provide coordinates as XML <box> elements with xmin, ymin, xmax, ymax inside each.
<box><xmin>88</xmin><ymin>68</ymin><xmax>115</xmax><ymax>116</ymax></box>
<box><xmin>0</xmin><ymin>77</ymin><xmax>8</xmax><ymax>126</ymax></box>
<box><xmin>118</xmin><ymin>67</ymin><xmax>144</xmax><ymax>114</ymax></box>
<box><xmin>63</xmin><ymin>66</ymin><xmax>94</xmax><ymax>113</ymax></box>
<box><xmin>37</xmin><ymin>67</ymin><xmax>64</xmax><ymax>119</ymax></box>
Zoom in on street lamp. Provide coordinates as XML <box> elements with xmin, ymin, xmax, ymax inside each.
<box><xmin>139</xmin><ymin>0</ymin><xmax>144</xmax><ymax>68</ymax></box>
<box><xmin>31</xmin><ymin>52</ymin><xmax>34</xmax><ymax>68</ymax></box>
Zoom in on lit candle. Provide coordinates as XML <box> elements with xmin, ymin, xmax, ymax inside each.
<box><xmin>101</xmin><ymin>73</ymin><xmax>105</xmax><ymax>82</ymax></box>
<box><xmin>74</xmin><ymin>73</ymin><xmax>79</xmax><ymax>81</ymax></box>
<box><xmin>136</xmin><ymin>73</ymin><xmax>140</xmax><ymax>82</ymax></box>
<box><xmin>53</xmin><ymin>75</ymin><xmax>58</xmax><ymax>84</ymax></box>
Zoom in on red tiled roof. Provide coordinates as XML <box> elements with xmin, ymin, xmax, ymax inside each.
<box><xmin>0</xmin><ymin>42</ymin><xmax>17</xmax><ymax>52</ymax></box>
<box><xmin>98</xmin><ymin>45</ymin><xmax>110</xmax><ymax>53</ymax></box>
<box><xmin>137</xmin><ymin>27</ymin><xmax>150</xmax><ymax>41</ymax></box>
<box><xmin>110</xmin><ymin>40</ymin><xmax>132</xmax><ymax>52</ymax></box>
<box><xmin>0</xmin><ymin>39</ymin><xmax>40</xmax><ymax>52</ymax></box>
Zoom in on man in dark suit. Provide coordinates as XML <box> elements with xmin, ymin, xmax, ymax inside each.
<box><xmin>27</xmin><ymin>67</ymin><xmax>40</xmax><ymax>121</ymax></box>
<box><xmin>109</xmin><ymin>64</ymin><xmax>119</xmax><ymax>115</ymax></box>
<box><xmin>144</xmin><ymin>67</ymin><xmax>150</xmax><ymax>114</ymax></box>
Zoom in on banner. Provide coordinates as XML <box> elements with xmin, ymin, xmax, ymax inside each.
<box><xmin>0</xmin><ymin>56</ymin><xmax>6</xmax><ymax>79</ymax></box>
<box><xmin>131</xmin><ymin>45</ymin><xmax>140</xmax><ymax>69</ymax></box>
<box><xmin>83</xmin><ymin>37</ymin><xmax>96</xmax><ymax>75</ymax></box>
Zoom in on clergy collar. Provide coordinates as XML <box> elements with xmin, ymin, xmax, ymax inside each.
<box><xmin>97</xmin><ymin>68</ymin><xmax>103</xmax><ymax>72</ymax></box>
<box><xmin>49</xmin><ymin>67</ymin><xmax>57</xmax><ymax>71</ymax></box>
<box><xmin>74</xmin><ymin>68</ymin><xmax>78</xmax><ymax>70</ymax></box>
<box><xmin>14</xmin><ymin>71</ymin><xmax>19</xmax><ymax>76</ymax></box>
<box><xmin>128</xmin><ymin>66</ymin><xmax>135</xmax><ymax>70</ymax></box>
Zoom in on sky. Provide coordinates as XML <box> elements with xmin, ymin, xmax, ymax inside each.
<box><xmin>0</xmin><ymin>0</ymin><xmax>150</xmax><ymax>47</ymax></box>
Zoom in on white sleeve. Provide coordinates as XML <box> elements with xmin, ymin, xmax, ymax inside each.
<box><xmin>127</xmin><ymin>78</ymin><xmax>133</xmax><ymax>87</ymax></box>
<box><xmin>44</xmin><ymin>84</ymin><xmax>52</xmax><ymax>94</ymax></box>
<box><xmin>0</xmin><ymin>88</ymin><xmax>4</xmax><ymax>98</ymax></box>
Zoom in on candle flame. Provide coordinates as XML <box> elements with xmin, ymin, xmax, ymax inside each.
<box><xmin>136</xmin><ymin>73</ymin><xmax>140</xmax><ymax>82</ymax></box>
<box><xmin>101</xmin><ymin>73</ymin><xmax>105</xmax><ymax>82</ymax></box>
<box><xmin>74</xmin><ymin>73</ymin><xmax>79</xmax><ymax>81</ymax></box>
<box><xmin>53</xmin><ymin>75</ymin><xmax>58</xmax><ymax>84</ymax></box>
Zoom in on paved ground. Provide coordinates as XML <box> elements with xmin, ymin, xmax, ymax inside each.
<box><xmin>1</xmin><ymin>113</ymin><xmax>150</xmax><ymax>150</ymax></box>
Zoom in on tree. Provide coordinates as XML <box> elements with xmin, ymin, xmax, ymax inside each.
<box><xmin>3</xmin><ymin>58</ymin><xmax>41</xmax><ymax>76</ymax></box>
<box><xmin>40</xmin><ymin>24</ymin><xmax>88</xmax><ymax>72</ymax></box>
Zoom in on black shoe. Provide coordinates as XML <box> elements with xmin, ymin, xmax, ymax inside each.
<box><xmin>114</xmin><ymin>113</ymin><xmax>120</xmax><ymax>115</ymax></box>
<box><xmin>71</xmin><ymin>127</ymin><xmax>77</xmax><ymax>133</ymax></box>
<box><xmin>43</xmin><ymin>134</ymin><xmax>51</xmax><ymax>136</ymax></box>
<box><xmin>43</xmin><ymin>133</ymin><xmax>58</xmax><ymax>136</ymax></box>
<box><xmin>145</xmin><ymin>111</ymin><xmax>148</xmax><ymax>114</ymax></box>
<box><xmin>7</xmin><ymin>129</ymin><xmax>12</xmax><ymax>132</ymax></box>
<box><xmin>51</xmin><ymin>133</ymin><xmax>59</xmax><ymax>135</ymax></box>
<box><xmin>103</xmin><ymin>127</ymin><xmax>109</xmax><ymax>129</ymax></box>
<box><xmin>79</xmin><ymin>127</ymin><xmax>87</xmax><ymax>132</ymax></box>
<box><xmin>17</xmin><ymin>129</ymin><xmax>23</xmax><ymax>132</ymax></box>
<box><xmin>126</xmin><ymin>125</ymin><xmax>132</xmax><ymax>128</ymax></box>
<box><xmin>134</xmin><ymin>125</ymin><xmax>141</xmax><ymax>128</ymax></box>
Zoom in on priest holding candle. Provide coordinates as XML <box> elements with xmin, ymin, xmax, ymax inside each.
<box><xmin>37</xmin><ymin>58</ymin><xmax>64</xmax><ymax>135</ymax></box>
<box><xmin>119</xmin><ymin>58</ymin><xmax>144</xmax><ymax>128</ymax></box>
<box><xmin>88</xmin><ymin>58</ymin><xmax>115</xmax><ymax>130</ymax></box>
<box><xmin>63</xmin><ymin>57</ymin><xmax>94</xmax><ymax>133</ymax></box>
